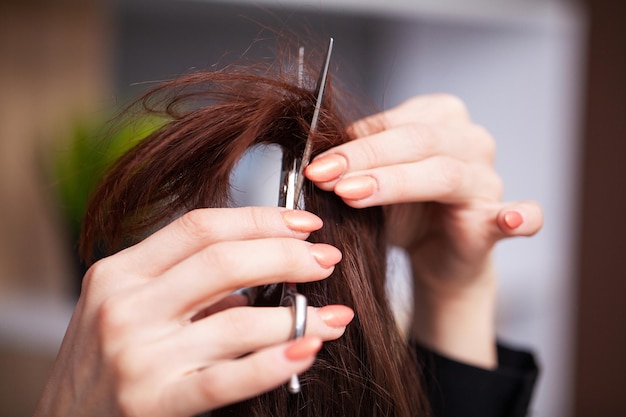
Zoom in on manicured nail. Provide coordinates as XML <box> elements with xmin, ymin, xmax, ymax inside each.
<box><xmin>285</xmin><ymin>337</ymin><xmax>323</xmax><ymax>361</ymax></box>
<box><xmin>318</xmin><ymin>305</ymin><xmax>355</xmax><ymax>328</ymax></box>
<box><xmin>335</xmin><ymin>176</ymin><xmax>377</xmax><ymax>200</ymax></box>
<box><xmin>503</xmin><ymin>211</ymin><xmax>523</xmax><ymax>229</ymax></box>
<box><xmin>309</xmin><ymin>244</ymin><xmax>342</xmax><ymax>268</ymax></box>
<box><xmin>306</xmin><ymin>154</ymin><xmax>347</xmax><ymax>182</ymax></box>
<box><xmin>282</xmin><ymin>210</ymin><xmax>323</xmax><ymax>233</ymax></box>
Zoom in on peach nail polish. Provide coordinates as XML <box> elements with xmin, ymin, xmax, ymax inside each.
<box><xmin>335</xmin><ymin>176</ymin><xmax>377</xmax><ymax>200</ymax></box>
<box><xmin>318</xmin><ymin>305</ymin><xmax>355</xmax><ymax>328</ymax></box>
<box><xmin>306</xmin><ymin>154</ymin><xmax>347</xmax><ymax>182</ymax></box>
<box><xmin>285</xmin><ymin>337</ymin><xmax>322</xmax><ymax>361</ymax></box>
<box><xmin>503</xmin><ymin>211</ymin><xmax>523</xmax><ymax>229</ymax></box>
<box><xmin>282</xmin><ymin>210</ymin><xmax>323</xmax><ymax>232</ymax></box>
<box><xmin>309</xmin><ymin>244</ymin><xmax>342</xmax><ymax>268</ymax></box>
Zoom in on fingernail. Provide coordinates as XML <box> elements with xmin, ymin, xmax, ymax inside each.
<box><xmin>282</xmin><ymin>210</ymin><xmax>323</xmax><ymax>233</ymax></box>
<box><xmin>309</xmin><ymin>244</ymin><xmax>342</xmax><ymax>268</ymax></box>
<box><xmin>285</xmin><ymin>337</ymin><xmax>322</xmax><ymax>361</ymax></box>
<box><xmin>503</xmin><ymin>211</ymin><xmax>523</xmax><ymax>229</ymax></box>
<box><xmin>318</xmin><ymin>305</ymin><xmax>355</xmax><ymax>328</ymax></box>
<box><xmin>306</xmin><ymin>154</ymin><xmax>347</xmax><ymax>182</ymax></box>
<box><xmin>335</xmin><ymin>176</ymin><xmax>377</xmax><ymax>200</ymax></box>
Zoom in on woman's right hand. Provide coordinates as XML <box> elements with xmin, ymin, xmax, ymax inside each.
<box><xmin>34</xmin><ymin>207</ymin><xmax>353</xmax><ymax>417</ymax></box>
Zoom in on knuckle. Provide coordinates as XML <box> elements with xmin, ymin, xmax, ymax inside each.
<box><xmin>471</xmin><ymin>124</ymin><xmax>497</xmax><ymax>161</ymax></box>
<box><xmin>400</xmin><ymin>95</ymin><xmax>427</xmax><ymax>113</ymax></box>
<box><xmin>177</xmin><ymin>209</ymin><xmax>215</xmax><ymax>240</ymax></box>
<box><xmin>437</xmin><ymin>158</ymin><xmax>464</xmax><ymax>196</ymax></box>
<box><xmin>202</xmin><ymin>244</ymin><xmax>241</xmax><ymax>278</ymax></box>
<box><xmin>247</xmin><ymin>354</ymin><xmax>275</xmax><ymax>381</ymax></box>
<box><xmin>222</xmin><ymin>308</ymin><xmax>258</xmax><ymax>341</ymax></box>
<box><xmin>110</xmin><ymin>346</ymin><xmax>146</xmax><ymax>383</ymax></box>
<box><xmin>81</xmin><ymin>257</ymin><xmax>115</xmax><ymax>295</ymax></box>
<box><xmin>244</xmin><ymin>206</ymin><xmax>274</xmax><ymax>234</ymax></box>
<box><xmin>97</xmin><ymin>292</ymin><xmax>136</xmax><ymax>341</ymax></box>
<box><xmin>80</xmin><ymin>258</ymin><xmax>135</xmax><ymax>310</ymax></box>
<box><xmin>116</xmin><ymin>391</ymin><xmax>141</xmax><ymax>417</ymax></box>
<box><xmin>98</xmin><ymin>326</ymin><xmax>151</xmax><ymax>402</ymax></box>
<box><xmin>403</xmin><ymin>122</ymin><xmax>425</xmax><ymax>140</ymax></box>
<box><xmin>278</xmin><ymin>239</ymin><xmax>303</xmax><ymax>273</ymax></box>
<box><xmin>489</xmin><ymin>172</ymin><xmax>504</xmax><ymax>200</ymax></box>
<box><xmin>403</xmin><ymin>124</ymin><xmax>437</xmax><ymax>157</ymax></box>
<box><xmin>433</xmin><ymin>93</ymin><xmax>468</xmax><ymax>115</ymax></box>
<box><xmin>358</xmin><ymin>137</ymin><xmax>381</xmax><ymax>168</ymax></box>
<box><xmin>203</xmin><ymin>238</ymin><xmax>304</xmax><ymax>286</ymax></box>
<box><xmin>197</xmin><ymin>373</ymin><xmax>226</xmax><ymax>406</ymax></box>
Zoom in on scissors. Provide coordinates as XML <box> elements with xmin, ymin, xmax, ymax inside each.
<box><xmin>277</xmin><ymin>38</ymin><xmax>334</xmax><ymax>394</ymax></box>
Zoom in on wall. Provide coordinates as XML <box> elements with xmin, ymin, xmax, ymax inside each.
<box><xmin>0</xmin><ymin>1</ymin><xmax>110</xmax><ymax>416</ymax></box>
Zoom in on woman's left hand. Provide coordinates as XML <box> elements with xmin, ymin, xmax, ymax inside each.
<box><xmin>305</xmin><ymin>94</ymin><xmax>543</xmax><ymax>367</ymax></box>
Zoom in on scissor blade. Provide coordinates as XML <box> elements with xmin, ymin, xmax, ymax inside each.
<box><xmin>293</xmin><ymin>37</ymin><xmax>334</xmax><ymax>205</ymax></box>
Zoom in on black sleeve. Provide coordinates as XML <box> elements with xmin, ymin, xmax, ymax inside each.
<box><xmin>414</xmin><ymin>342</ymin><xmax>539</xmax><ymax>417</ymax></box>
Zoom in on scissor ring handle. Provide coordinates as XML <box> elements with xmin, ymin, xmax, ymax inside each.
<box><xmin>281</xmin><ymin>289</ymin><xmax>308</xmax><ymax>393</ymax></box>
<box><xmin>281</xmin><ymin>291</ymin><xmax>307</xmax><ymax>340</ymax></box>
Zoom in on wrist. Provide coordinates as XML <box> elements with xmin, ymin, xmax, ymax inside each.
<box><xmin>409</xmin><ymin>253</ymin><xmax>498</xmax><ymax>369</ymax></box>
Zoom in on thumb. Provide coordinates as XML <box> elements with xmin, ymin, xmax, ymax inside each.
<box><xmin>493</xmin><ymin>200</ymin><xmax>543</xmax><ymax>241</ymax></box>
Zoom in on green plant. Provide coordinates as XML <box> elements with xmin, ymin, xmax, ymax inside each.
<box><xmin>52</xmin><ymin>115</ymin><xmax>164</xmax><ymax>240</ymax></box>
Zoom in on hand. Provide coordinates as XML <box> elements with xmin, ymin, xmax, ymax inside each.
<box><xmin>34</xmin><ymin>207</ymin><xmax>354</xmax><ymax>417</ymax></box>
<box><xmin>305</xmin><ymin>94</ymin><xmax>542</xmax><ymax>367</ymax></box>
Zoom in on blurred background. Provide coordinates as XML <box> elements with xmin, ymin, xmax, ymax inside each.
<box><xmin>0</xmin><ymin>0</ymin><xmax>624</xmax><ymax>416</ymax></box>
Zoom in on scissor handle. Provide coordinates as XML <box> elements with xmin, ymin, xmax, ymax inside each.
<box><xmin>284</xmin><ymin>291</ymin><xmax>307</xmax><ymax>339</ymax></box>
<box><xmin>281</xmin><ymin>287</ymin><xmax>308</xmax><ymax>393</ymax></box>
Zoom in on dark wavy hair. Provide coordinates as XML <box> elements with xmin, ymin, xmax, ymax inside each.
<box><xmin>80</xmin><ymin>41</ymin><xmax>429</xmax><ymax>417</ymax></box>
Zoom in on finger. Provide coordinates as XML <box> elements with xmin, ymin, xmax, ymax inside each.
<box><xmin>150</xmin><ymin>239</ymin><xmax>342</xmax><ymax>319</ymax></box>
<box><xmin>348</xmin><ymin>94</ymin><xmax>472</xmax><ymax>138</ymax></box>
<box><xmin>191</xmin><ymin>293</ymin><xmax>250</xmax><ymax>321</ymax></box>
<box><xmin>331</xmin><ymin>158</ymin><xmax>501</xmax><ymax>208</ymax></box>
<box><xmin>164</xmin><ymin>337</ymin><xmax>322</xmax><ymax>416</ymax></box>
<box><xmin>174</xmin><ymin>305</ymin><xmax>353</xmax><ymax>365</ymax></box>
<box><xmin>307</xmin><ymin>123</ymin><xmax>493</xmax><ymax>189</ymax></box>
<box><xmin>308</xmin><ymin>124</ymin><xmax>442</xmax><ymax>187</ymax></box>
<box><xmin>494</xmin><ymin>201</ymin><xmax>544</xmax><ymax>240</ymax></box>
<box><xmin>115</xmin><ymin>207</ymin><xmax>323</xmax><ymax>277</ymax></box>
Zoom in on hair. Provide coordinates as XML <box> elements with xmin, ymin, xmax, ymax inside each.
<box><xmin>80</xmin><ymin>41</ymin><xmax>430</xmax><ymax>417</ymax></box>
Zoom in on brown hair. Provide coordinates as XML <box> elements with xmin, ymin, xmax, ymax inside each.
<box><xmin>80</xmin><ymin>44</ymin><xmax>429</xmax><ymax>417</ymax></box>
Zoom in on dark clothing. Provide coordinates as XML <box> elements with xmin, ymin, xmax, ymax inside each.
<box><xmin>203</xmin><ymin>343</ymin><xmax>538</xmax><ymax>417</ymax></box>
<box><xmin>416</xmin><ymin>343</ymin><xmax>539</xmax><ymax>417</ymax></box>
